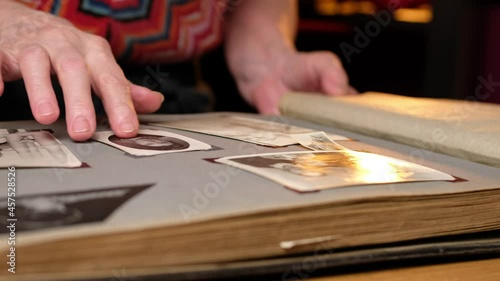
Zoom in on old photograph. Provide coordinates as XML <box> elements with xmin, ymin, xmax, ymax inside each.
<box><xmin>0</xmin><ymin>129</ymin><xmax>82</xmax><ymax>168</ymax></box>
<box><xmin>151</xmin><ymin>113</ymin><xmax>349</xmax><ymax>147</ymax></box>
<box><xmin>216</xmin><ymin>150</ymin><xmax>455</xmax><ymax>192</ymax></box>
<box><xmin>92</xmin><ymin>129</ymin><xmax>212</xmax><ymax>156</ymax></box>
<box><xmin>0</xmin><ymin>184</ymin><xmax>152</xmax><ymax>233</ymax></box>
<box><xmin>290</xmin><ymin>131</ymin><xmax>347</xmax><ymax>151</ymax></box>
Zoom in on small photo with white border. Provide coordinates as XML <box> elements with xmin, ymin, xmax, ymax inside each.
<box><xmin>92</xmin><ymin>129</ymin><xmax>212</xmax><ymax>156</ymax></box>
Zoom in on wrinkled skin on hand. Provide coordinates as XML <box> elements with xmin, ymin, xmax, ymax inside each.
<box><xmin>0</xmin><ymin>1</ymin><xmax>164</xmax><ymax>141</ymax></box>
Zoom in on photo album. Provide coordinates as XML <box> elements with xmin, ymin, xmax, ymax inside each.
<box><xmin>1</xmin><ymin>93</ymin><xmax>500</xmax><ymax>281</ymax></box>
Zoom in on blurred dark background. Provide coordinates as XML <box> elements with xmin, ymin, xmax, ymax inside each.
<box><xmin>203</xmin><ymin>0</ymin><xmax>500</xmax><ymax>112</ymax></box>
<box><xmin>2</xmin><ymin>0</ymin><xmax>499</xmax><ymax>119</ymax></box>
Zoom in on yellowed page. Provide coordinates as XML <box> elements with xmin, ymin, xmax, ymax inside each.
<box><xmin>280</xmin><ymin>92</ymin><xmax>500</xmax><ymax>168</ymax></box>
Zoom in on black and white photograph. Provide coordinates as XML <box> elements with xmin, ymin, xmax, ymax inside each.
<box><xmin>0</xmin><ymin>129</ymin><xmax>82</xmax><ymax>168</ymax></box>
<box><xmin>216</xmin><ymin>150</ymin><xmax>455</xmax><ymax>192</ymax></box>
<box><xmin>151</xmin><ymin>113</ymin><xmax>349</xmax><ymax>147</ymax></box>
<box><xmin>0</xmin><ymin>184</ymin><xmax>152</xmax><ymax>233</ymax></box>
<box><xmin>92</xmin><ymin>129</ymin><xmax>212</xmax><ymax>156</ymax></box>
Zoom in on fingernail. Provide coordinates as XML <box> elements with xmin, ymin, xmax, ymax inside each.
<box><xmin>38</xmin><ymin>101</ymin><xmax>56</xmax><ymax>116</ymax></box>
<box><xmin>155</xmin><ymin>91</ymin><xmax>165</xmax><ymax>103</ymax></box>
<box><xmin>73</xmin><ymin>116</ymin><xmax>91</xmax><ymax>133</ymax></box>
<box><xmin>120</xmin><ymin>121</ymin><xmax>136</xmax><ymax>133</ymax></box>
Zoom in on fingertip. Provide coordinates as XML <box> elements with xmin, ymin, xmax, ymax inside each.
<box><xmin>157</xmin><ymin>91</ymin><xmax>165</xmax><ymax>103</ymax></box>
<box><xmin>255</xmin><ymin>98</ymin><xmax>280</xmax><ymax>116</ymax></box>
<box><xmin>68</xmin><ymin>116</ymin><xmax>95</xmax><ymax>141</ymax></box>
<box><xmin>261</xmin><ymin>106</ymin><xmax>280</xmax><ymax>116</ymax></box>
<box><xmin>108</xmin><ymin>106</ymin><xmax>140</xmax><ymax>138</ymax></box>
<box><xmin>34</xmin><ymin>100</ymin><xmax>60</xmax><ymax>125</ymax></box>
<box><xmin>111</xmin><ymin>119</ymin><xmax>139</xmax><ymax>139</ymax></box>
<box><xmin>119</xmin><ymin>120</ymin><xmax>139</xmax><ymax>135</ymax></box>
<box><xmin>35</xmin><ymin>113</ymin><xmax>60</xmax><ymax>125</ymax></box>
<box><xmin>268</xmin><ymin>110</ymin><xmax>281</xmax><ymax>116</ymax></box>
<box><xmin>321</xmin><ymin>72</ymin><xmax>350</xmax><ymax>96</ymax></box>
<box><xmin>252</xmin><ymin>79</ymin><xmax>287</xmax><ymax>116</ymax></box>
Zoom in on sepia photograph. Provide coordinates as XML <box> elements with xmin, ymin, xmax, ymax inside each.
<box><xmin>0</xmin><ymin>129</ymin><xmax>82</xmax><ymax>168</ymax></box>
<box><xmin>290</xmin><ymin>131</ymin><xmax>347</xmax><ymax>151</ymax></box>
<box><xmin>92</xmin><ymin>129</ymin><xmax>212</xmax><ymax>156</ymax></box>
<box><xmin>151</xmin><ymin>113</ymin><xmax>349</xmax><ymax>147</ymax></box>
<box><xmin>217</xmin><ymin>150</ymin><xmax>455</xmax><ymax>192</ymax></box>
<box><xmin>108</xmin><ymin>134</ymin><xmax>191</xmax><ymax>151</ymax></box>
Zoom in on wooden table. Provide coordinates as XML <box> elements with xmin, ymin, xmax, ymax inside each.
<box><xmin>311</xmin><ymin>258</ymin><xmax>500</xmax><ymax>281</ymax></box>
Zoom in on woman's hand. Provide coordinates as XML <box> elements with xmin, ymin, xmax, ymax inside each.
<box><xmin>0</xmin><ymin>1</ymin><xmax>164</xmax><ymax>141</ymax></box>
<box><xmin>233</xmin><ymin>50</ymin><xmax>355</xmax><ymax>115</ymax></box>
<box><xmin>224</xmin><ymin>0</ymin><xmax>355</xmax><ymax>115</ymax></box>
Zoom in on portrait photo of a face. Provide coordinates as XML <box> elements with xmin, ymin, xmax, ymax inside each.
<box><xmin>108</xmin><ymin>134</ymin><xmax>190</xmax><ymax>151</ymax></box>
<box><xmin>93</xmin><ymin>129</ymin><xmax>212</xmax><ymax>156</ymax></box>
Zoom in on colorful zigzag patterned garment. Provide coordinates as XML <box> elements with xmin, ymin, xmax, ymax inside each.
<box><xmin>19</xmin><ymin>0</ymin><xmax>226</xmax><ymax>64</ymax></box>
